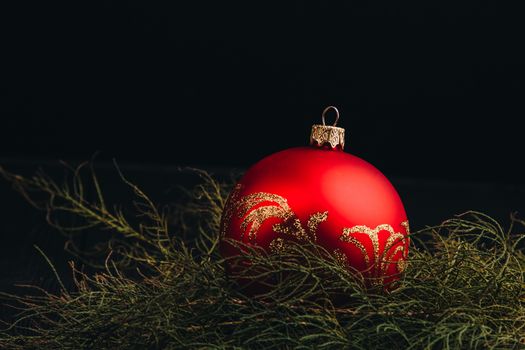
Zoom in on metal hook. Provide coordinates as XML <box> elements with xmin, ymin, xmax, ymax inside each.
<box><xmin>321</xmin><ymin>106</ymin><xmax>340</xmax><ymax>126</ymax></box>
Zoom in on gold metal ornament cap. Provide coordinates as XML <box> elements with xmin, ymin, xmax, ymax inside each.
<box><xmin>309</xmin><ymin>106</ymin><xmax>345</xmax><ymax>150</ymax></box>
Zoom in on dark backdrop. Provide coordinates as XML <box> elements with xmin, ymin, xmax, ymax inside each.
<box><xmin>1</xmin><ymin>1</ymin><xmax>525</xmax><ymax>310</ymax></box>
<box><xmin>2</xmin><ymin>1</ymin><xmax>524</xmax><ymax>183</ymax></box>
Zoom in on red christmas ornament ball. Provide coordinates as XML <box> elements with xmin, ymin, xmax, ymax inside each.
<box><xmin>220</xmin><ymin>107</ymin><xmax>409</xmax><ymax>287</ymax></box>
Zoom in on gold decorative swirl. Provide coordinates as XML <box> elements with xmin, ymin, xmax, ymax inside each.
<box><xmin>307</xmin><ymin>211</ymin><xmax>328</xmax><ymax>242</ymax></box>
<box><xmin>232</xmin><ymin>191</ymin><xmax>294</xmax><ymax>242</ymax></box>
<box><xmin>339</xmin><ymin>234</ymin><xmax>370</xmax><ymax>267</ymax></box>
<box><xmin>273</xmin><ymin>210</ymin><xmax>328</xmax><ymax>242</ymax></box>
<box><xmin>340</xmin><ymin>221</ymin><xmax>410</xmax><ymax>276</ymax></box>
<box><xmin>224</xmin><ymin>188</ymin><xmax>410</xmax><ymax>277</ymax></box>
<box><xmin>333</xmin><ymin>248</ymin><xmax>348</xmax><ymax>266</ymax></box>
<box><xmin>269</xmin><ymin>237</ymin><xmax>286</xmax><ymax>254</ymax></box>
<box><xmin>388</xmin><ymin>245</ymin><xmax>407</xmax><ymax>272</ymax></box>
<box><xmin>236</xmin><ymin>192</ymin><xmax>291</xmax><ymax>218</ymax></box>
<box><xmin>229</xmin><ymin>189</ymin><xmax>329</xmax><ymax>246</ymax></box>
<box><xmin>396</xmin><ymin>220</ymin><xmax>410</xmax><ymax>273</ymax></box>
<box><xmin>241</xmin><ymin>205</ymin><xmax>290</xmax><ymax>241</ymax></box>
<box><xmin>341</xmin><ymin>224</ymin><xmax>383</xmax><ymax>269</ymax></box>
<box><xmin>270</xmin><ymin>211</ymin><xmax>328</xmax><ymax>253</ymax></box>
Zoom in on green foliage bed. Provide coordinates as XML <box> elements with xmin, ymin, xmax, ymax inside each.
<box><xmin>0</xmin><ymin>164</ymin><xmax>524</xmax><ymax>349</ymax></box>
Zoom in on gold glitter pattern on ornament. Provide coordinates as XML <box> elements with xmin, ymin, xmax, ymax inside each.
<box><xmin>384</xmin><ymin>232</ymin><xmax>405</xmax><ymax>257</ymax></box>
<box><xmin>342</xmin><ymin>224</ymin><xmax>390</xmax><ymax>268</ymax></box>
<box><xmin>340</xmin><ymin>221</ymin><xmax>410</xmax><ymax>276</ymax></box>
<box><xmin>269</xmin><ymin>237</ymin><xmax>286</xmax><ymax>254</ymax></box>
<box><xmin>234</xmin><ymin>191</ymin><xmax>329</xmax><ymax>244</ymax></box>
<box><xmin>396</xmin><ymin>220</ymin><xmax>410</xmax><ymax>273</ymax></box>
<box><xmin>307</xmin><ymin>211</ymin><xmax>328</xmax><ymax>242</ymax></box>
<box><xmin>236</xmin><ymin>192</ymin><xmax>291</xmax><ymax>218</ymax></box>
<box><xmin>268</xmin><ymin>212</ymin><xmax>328</xmax><ymax>255</ymax></box>
<box><xmin>389</xmin><ymin>245</ymin><xmax>407</xmax><ymax>272</ymax></box>
<box><xmin>273</xmin><ymin>218</ymin><xmax>305</xmax><ymax>240</ymax></box>
<box><xmin>234</xmin><ymin>192</ymin><xmax>293</xmax><ymax>241</ymax></box>
<box><xmin>273</xmin><ymin>210</ymin><xmax>328</xmax><ymax>242</ymax></box>
<box><xmin>397</xmin><ymin>254</ymin><xmax>408</xmax><ymax>273</ymax></box>
<box><xmin>228</xmin><ymin>189</ymin><xmax>410</xmax><ymax>278</ymax></box>
<box><xmin>333</xmin><ymin>248</ymin><xmax>348</xmax><ymax>266</ymax></box>
<box><xmin>339</xmin><ymin>233</ymin><xmax>370</xmax><ymax>266</ymax></box>
<box><xmin>241</xmin><ymin>206</ymin><xmax>291</xmax><ymax>241</ymax></box>
<box><xmin>401</xmin><ymin>221</ymin><xmax>410</xmax><ymax>245</ymax></box>
<box><xmin>401</xmin><ymin>220</ymin><xmax>409</xmax><ymax>230</ymax></box>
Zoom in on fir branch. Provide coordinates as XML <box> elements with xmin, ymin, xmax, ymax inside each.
<box><xmin>0</xmin><ymin>163</ymin><xmax>524</xmax><ymax>349</ymax></box>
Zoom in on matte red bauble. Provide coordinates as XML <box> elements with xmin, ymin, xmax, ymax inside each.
<box><xmin>220</xmin><ymin>107</ymin><xmax>409</xmax><ymax>286</ymax></box>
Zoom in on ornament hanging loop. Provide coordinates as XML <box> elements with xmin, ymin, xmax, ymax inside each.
<box><xmin>310</xmin><ymin>106</ymin><xmax>345</xmax><ymax>150</ymax></box>
<box><xmin>322</xmin><ymin>106</ymin><xmax>340</xmax><ymax>127</ymax></box>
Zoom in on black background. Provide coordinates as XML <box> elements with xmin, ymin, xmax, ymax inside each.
<box><xmin>1</xmin><ymin>1</ymin><xmax>525</xmax><ymax>301</ymax></box>
<box><xmin>2</xmin><ymin>1</ymin><xmax>524</xmax><ymax>183</ymax></box>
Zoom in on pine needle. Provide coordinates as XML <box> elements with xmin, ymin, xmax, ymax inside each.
<box><xmin>0</xmin><ymin>164</ymin><xmax>524</xmax><ymax>349</ymax></box>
